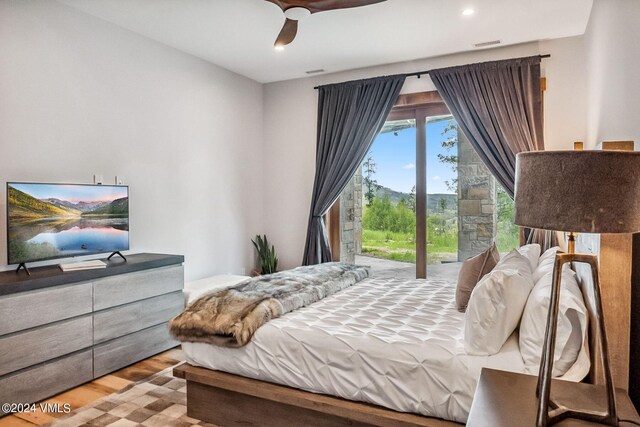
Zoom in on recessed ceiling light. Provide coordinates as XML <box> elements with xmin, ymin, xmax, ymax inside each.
<box><xmin>462</xmin><ymin>8</ymin><xmax>475</xmax><ymax>16</ymax></box>
<box><xmin>274</xmin><ymin>45</ymin><xmax>285</xmax><ymax>51</ymax></box>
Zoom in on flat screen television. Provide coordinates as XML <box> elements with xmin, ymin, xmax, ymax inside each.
<box><xmin>6</xmin><ymin>182</ymin><xmax>129</xmax><ymax>265</ymax></box>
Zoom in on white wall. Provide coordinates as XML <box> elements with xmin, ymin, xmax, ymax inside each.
<box><xmin>583</xmin><ymin>0</ymin><xmax>640</xmax><ymax>149</ymax></box>
<box><xmin>539</xmin><ymin>36</ymin><xmax>588</xmax><ymax>149</ymax></box>
<box><xmin>1</xmin><ymin>1</ymin><xmax>602</xmax><ymax>276</ymax></box>
<box><xmin>263</xmin><ymin>40</ymin><xmax>589</xmax><ymax>269</ymax></box>
<box><xmin>0</xmin><ymin>1</ymin><xmax>264</xmax><ymax>280</ymax></box>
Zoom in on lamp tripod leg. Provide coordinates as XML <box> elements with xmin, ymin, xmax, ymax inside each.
<box><xmin>536</xmin><ymin>255</ymin><xmax>564</xmax><ymax>427</ymax></box>
<box><xmin>588</xmin><ymin>257</ymin><xmax>618</xmax><ymax>426</ymax></box>
<box><xmin>536</xmin><ymin>253</ymin><xmax>619</xmax><ymax>427</ymax></box>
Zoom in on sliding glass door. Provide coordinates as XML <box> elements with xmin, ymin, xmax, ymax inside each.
<box><xmin>360</xmin><ymin>119</ymin><xmax>417</xmax><ymax>278</ymax></box>
<box><xmin>331</xmin><ymin>91</ymin><xmax>517</xmax><ymax>279</ymax></box>
<box><xmin>425</xmin><ymin>117</ymin><xmax>458</xmax><ymax>269</ymax></box>
<box><xmin>385</xmin><ymin>103</ymin><xmax>450</xmax><ymax>278</ymax></box>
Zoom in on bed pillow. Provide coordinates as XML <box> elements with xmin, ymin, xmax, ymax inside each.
<box><xmin>518</xmin><ymin>243</ymin><xmax>541</xmax><ymax>272</ymax></box>
<box><xmin>464</xmin><ymin>250</ymin><xmax>535</xmax><ymax>355</ymax></box>
<box><xmin>519</xmin><ymin>265</ymin><xmax>590</xmax><ymax>380</ymax></box>
<box><xmin>533</xmin><ymin>246</ymin><xmax>574</xmax><ymax>283</ymax></box>
<box><xmin>455</xmin><ymin>243</ymin><xmax>500</xmax><ymax>312</ymax></box>
<box><xmin>539</xmin><ymin>246</ymin><xmax>561</xmax><ymax>264</ymax></box>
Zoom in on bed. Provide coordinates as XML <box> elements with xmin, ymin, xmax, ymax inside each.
<box><xmin>174</xmin><ymin>268</ymin><xmax>592</xmax><ymax>426</ymax></box>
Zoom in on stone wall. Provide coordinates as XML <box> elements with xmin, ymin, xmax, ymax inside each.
<box><xmin>339</xmin><ymin>168</ymin><xmax>363</xmax><ymax>263</ymax></box>
<box><xmin>457</xmin><ymin>131</ymin><xmax>497</xmax><ymax>261</ymax></box>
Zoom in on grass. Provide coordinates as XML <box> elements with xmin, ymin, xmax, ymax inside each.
<box><xmin>362</xmin><ymin>223</ymin><xmax>520</xmax><ymax>264</ymax></box>
<box><xmin>361</xmin><ymin>229</ymin><xmax>458</xmax><ymax>264</ymax></box>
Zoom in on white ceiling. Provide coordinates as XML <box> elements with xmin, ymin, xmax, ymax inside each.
<box><xmin>57</xmin><ymin>0</ymin><xmax>593</xmax><ymax>83</ymax></box>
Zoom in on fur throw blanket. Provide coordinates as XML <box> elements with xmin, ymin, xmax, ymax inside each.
<box><xmin>169</xmin><ymin>262</ymin><xmax>369</xmax><ymax>347</ymax></box>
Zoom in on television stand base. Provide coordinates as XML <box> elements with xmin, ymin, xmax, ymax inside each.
<box><xmin>107</xmin><ymin>251</ymin><xmax>127</xmax><ymax>262</ymax></box>
<box><xmin>16</xmin><ymin>263</ymin><xmax>31</xmax><ymax>275</ymax></box>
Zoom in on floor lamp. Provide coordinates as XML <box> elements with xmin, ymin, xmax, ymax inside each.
<box><xmin>513</xmin><ymin>150</ymin><xmax>640</xmax><ymax>427</ymax></box>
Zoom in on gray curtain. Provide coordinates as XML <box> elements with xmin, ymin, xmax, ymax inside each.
<box><xmin>525</xmin><ymin>229</ymin><xmax>559</xmax><ymax>252</ymax></box>
<box><xmin>430</xmin><ymin>56</ymin><xmax>552</xmax><ymax>248</ymax></box>
<box><xmin>429</xmin><ymin>56</ymin><xmax>544</xmax><ymax>198</ymax></box>
<box><xmin>302</xmin><ymin>75</ymin><xmax>406</xmax><ymax>265</ymax></box>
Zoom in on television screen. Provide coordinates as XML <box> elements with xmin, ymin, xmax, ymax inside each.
<box><xmin>7</xmin><ymin>182</ymin><xmax>129</xmax><ymax>264</ymax></box>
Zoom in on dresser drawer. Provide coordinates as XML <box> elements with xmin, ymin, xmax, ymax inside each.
<box><xmin>94</xmin><ymin>291</ymin><xmax>184</xmax><ymax>344</ymax></box>
<box><xmin>0</xmin><ymin>316</ymin><xmax>93</xmax><ymax>377</ymax></box>
<box><xmin>94</xmin><ymin>323</ymin><xmax>178</xmax><ymax>378</ymax></box>
<box><xmin>93</xmin><ymin>265</ymin><xmax>184</xmax><ymax>310</ymax></box>
<box><xmin>0</xmin><ymin>283</ymin><xmax>92</xmax><ymax>336</ymax></box>
<box><xmin>0</xmin><ymin>350</ymin><xmax>92</xmax><ymax>410</ymax></box>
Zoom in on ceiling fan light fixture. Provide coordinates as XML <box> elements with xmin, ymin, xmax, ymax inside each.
<box><xmin>265</xmin><ymin>0</ymin><xmax>388</xmax><ymax>48</ymax></box>
<box><xmin>274</xmin><ymin>45</ymin><xmax>285</xmax><ymax>51</ymax></box>
<box><xmin>284</xmin><ymin>7</ymin><xmax>311</xmax><ymax>20</ymax></box>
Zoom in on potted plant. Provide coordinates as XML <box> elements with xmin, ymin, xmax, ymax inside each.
<box><xmin>251</xmin><ymin>234</ymin><xmax>278</xmax><ymax>275</ymax></box>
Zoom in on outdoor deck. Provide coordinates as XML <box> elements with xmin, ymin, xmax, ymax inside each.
<box><xmin>355</xmin><ymin>255</ymin><xmax>460</xmax><ymax>282</ymax></box>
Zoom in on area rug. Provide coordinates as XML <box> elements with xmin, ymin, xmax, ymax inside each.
<box><xmin>47</xmin><ymin>365</ymin><xmax>218</xmax><ymax>427</ymax></box>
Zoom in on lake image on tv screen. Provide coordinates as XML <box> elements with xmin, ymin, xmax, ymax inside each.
<box><xmin>7</xmin><ymin>183</ymin><xmax>129</xmax><ymax>264</ymax></box>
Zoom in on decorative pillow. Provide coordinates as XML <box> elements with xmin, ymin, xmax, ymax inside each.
<box><xmin>519</xmin><ymin>265</ymin><xmax>590</xmax><ymax>380</ymax></box>
<box><xmin>455</xmin><ymin>243</ymin><xmax>500</xmax><ymax>312</ymax></box>
<box><xmin>518</xmin><ymin>243</ymin><xmax>541</xmax><ymax>272</ymax></box>
<box><xmin>464</xmin><ymin>250</ymin><xmax>535</xmax><ymax>355</ymax></box>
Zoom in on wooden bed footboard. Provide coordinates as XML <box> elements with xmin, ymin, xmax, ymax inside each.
<box><xmin>174</xmin><ymin>363</ymin><xmax>462</xmax><ymax>427</ymax></box>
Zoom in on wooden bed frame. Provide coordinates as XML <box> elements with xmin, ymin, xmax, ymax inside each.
<box><xmin>173</xmin><ymin>246</ymin><xmax>625</xmax><ymax>427</ymax></box>
<box><xmin>173</xmin><ymin>363</ymin><xmax>460</xmax><ymax>426</ymax></box>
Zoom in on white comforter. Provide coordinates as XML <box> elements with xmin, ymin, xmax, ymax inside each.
<box><xmin>182</xmin><ymin>276</ymin><xmax>526</xmax><ymax>424</ymax></box>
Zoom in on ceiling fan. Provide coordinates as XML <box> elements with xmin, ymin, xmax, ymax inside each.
<box><xmin>265</xmin><ymin>0</ymin><xmax>388</xmax><ymax>48</ymax></box>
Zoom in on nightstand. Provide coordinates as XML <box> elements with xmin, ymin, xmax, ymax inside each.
<box><xmin>467</xmin><ymin>368</ymin><xmax>640</xmax><ymax>427</ymax></box>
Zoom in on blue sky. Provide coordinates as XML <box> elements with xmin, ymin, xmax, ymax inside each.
<box><xmin>366</xmin><ymin>119</ymin><xmax>457</xmax><ymax>194</ymax></box>
<box><xmin>10</xmin><ymin>183</ymin><xmax>128</xmax><ymax>203</ymax></box>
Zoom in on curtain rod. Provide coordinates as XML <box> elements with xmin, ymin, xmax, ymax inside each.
<box><xmin>313</xmin><ymin>54</ymin><xmax>551</xmax><ymax>90</ymax></box>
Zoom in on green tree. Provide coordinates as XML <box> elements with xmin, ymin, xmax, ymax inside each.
<box><xmin>363</xmin><ymin>196</ymin><xmax>415</xmax><ymax>234</ymax></box>
<box><xmin>438</xmin><ymin>119</ymin><xmax>459</xmax><ymax>193</ymax></box>
<box><xmin>407</xmin><ymin>185</ymin><xmax>416</xmax><ymax>213</ymax></box>
<box><xmin>363</xmin><ymin>155</ymin><xmax>380</xmax><ymax>206</ymax></box>
<box><xmin>495</xmin><ymin>185</ymin><xmax>520</xmax><ymax>251</ymax></box>
<box><xmin>363</xmin><ymin>196</ymin><xmax>393</xmax><ymax>231</ymax></box>
<box><xmin>438</xmin><ymin>197</ymin><xmax>447</xmax><ymax>213</ymax></box>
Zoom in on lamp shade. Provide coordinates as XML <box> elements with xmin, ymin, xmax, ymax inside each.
<box><xmin>514</xmin><ymin>150</ymin><xmax>640</xmax><ymax>233</ymax></box>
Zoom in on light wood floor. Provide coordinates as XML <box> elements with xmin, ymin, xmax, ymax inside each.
<box><xmin>0</xmin><ymin>347</ymin><xmax>184</xmax><ymax>427</ymax></box>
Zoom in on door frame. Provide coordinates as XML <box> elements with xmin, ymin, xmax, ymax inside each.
<box><xmin>387</xmin><ymin>92</ymin><xmax>450</xmax><ymax>278</ymax></box>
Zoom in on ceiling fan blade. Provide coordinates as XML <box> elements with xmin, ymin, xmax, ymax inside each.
<box><xmin>265</xmin><ymin>0</ymin><xmax>387</xmax><ymax>14</ymax></box>
<box><xmin>274</xmin><ymin>18</ymin><xmax>298</xmax><ymax>47</ymax></box>
<box><xmin>307</xmin><ymin>0</ymin><xmax>387</xmax><ymax>11</ymax></box>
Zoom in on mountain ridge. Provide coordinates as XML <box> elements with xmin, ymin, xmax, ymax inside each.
<box><xmin>8</xmin><ymin>186</ymin><xmax>81</xmax><ymax>218</ymax></box>
<box><xmin>370</xmin><ymin>185</ymin><xmax>457</xmax><ymax>210</ymax></box>
<box><xmin>83</xmin><ymin>197</ymin><xmax>128</xmax><ymax>216</ymax></box>
<box><xmin>42</xmin><ymin>198</ymin><xmax>108</xmax><ymax>213</ymax></box>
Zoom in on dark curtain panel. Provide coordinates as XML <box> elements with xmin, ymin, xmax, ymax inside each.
<box><xmin>302</xmin><ymin>75</ymin><xmax>406</xmax><ymax>265</ymax></box>
<box><xmin>429</xmin><ymin>56</ymin><xmax>544</xmax><ymax>197</ymax></box>
<box><xmin>525</xmin><ymin>229</ymin><xmax>559</xmax><ymax>252</ymax></box>
<box><xmin>430</xmin><ymin>56</ymin><xmax>552</xmax><ymax>248</ymax></box>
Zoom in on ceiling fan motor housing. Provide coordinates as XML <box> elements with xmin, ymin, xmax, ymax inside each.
<box><xmin>284</xmin><ymin>7</ymin><xmax>311</xmax><ymax>20</ymax></box>
<box><xmin>268</xmin><ymin>0</ymin><xmax>388</xmax><ymax>47</ymax></box>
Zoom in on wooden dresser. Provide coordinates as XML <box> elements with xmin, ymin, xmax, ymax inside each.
<box><xmin>0</xmin><ymin>253</ymin><xmax>184</xmax><ymax>413</ymax></box>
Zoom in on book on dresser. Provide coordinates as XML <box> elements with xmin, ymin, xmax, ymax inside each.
<box><xmin>0</xmin><ymin>253</ymin><xmax>185</xmax><ymax>414</ymax></box>
<box><xmin>59</xmin><ymin>260</ymin><xmax>107</xmax><ymax>272</ymax></box>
